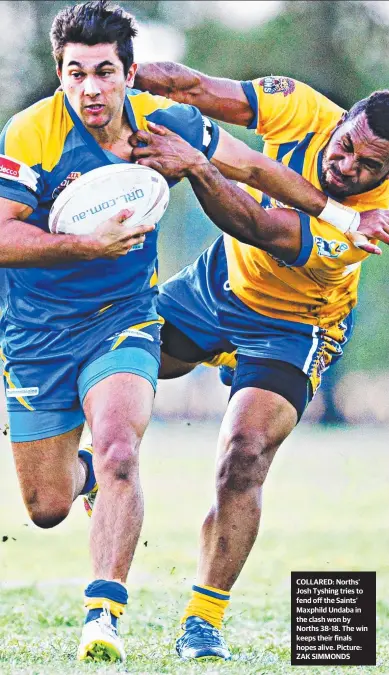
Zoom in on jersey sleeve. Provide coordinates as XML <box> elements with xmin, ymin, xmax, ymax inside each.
<box><xmin>145</xmin><ymin>103</ymin><xmax>220</xmax><ymax>160</ymax></box>
<box><xmin>240</xmin><ymin>76</ymin><xmax>344</xmax><ymax>142</ymax></box>
<box><xmin>0</xmin><ymin>115</ymin><xmax>43</xmax><ymax>210</ymax></box>
<box><xmin>290</xmin><ymin>212</ymin><xmax>370</xmax><ymax>270</ymax></box>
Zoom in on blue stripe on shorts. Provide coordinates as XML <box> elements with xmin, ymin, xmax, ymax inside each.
<box><xmin>9</xmin><ymin>409</ymin><xmax>85</xmax><ymax>442</ymax></box>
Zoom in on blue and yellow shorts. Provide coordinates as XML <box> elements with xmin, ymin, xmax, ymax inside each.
<box><xmin>157</xmin><ymin>236</ymin><xmax>353</xmax><ymax>420</ymax></box>
<box><xmin>1</xmin><ymin>301</ymin><xmax>162</xmax><ymax>442</ymax></box>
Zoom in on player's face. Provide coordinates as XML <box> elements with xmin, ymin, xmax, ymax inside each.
<box><xmin>58</xmin><ymin>43</ymin><xmax>137</xmax><ymax>130</ymax></box>
<box><xmin>321</xmin><ymin>113</ymin><xmax>389</xmax><ymax>199</ymax></box>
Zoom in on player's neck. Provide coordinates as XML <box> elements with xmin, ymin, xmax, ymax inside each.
<box><xmin>89</xmin><ymin>111</ymin><xmax>132</xmax><ymax>150</ymax></box>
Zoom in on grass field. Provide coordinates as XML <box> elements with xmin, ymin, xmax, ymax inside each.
<box><xmin>0</xmin><ymin>422</ymin><xmax>388</xmax><ymax>675</ymax></box>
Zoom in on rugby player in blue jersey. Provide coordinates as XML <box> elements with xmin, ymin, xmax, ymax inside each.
<box><xmin>130</xmin><ymin>63</ymin><xmax>389</xmax><ymax>660</ymax></box>
<box><xmin>0</xmin><ymin>0</ymin><xmax>371</xmax><ymax>663</ymax></box>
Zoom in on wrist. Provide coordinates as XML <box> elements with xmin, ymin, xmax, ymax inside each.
<box><xmin>70</xmin><ymin>234</ymin><xmax>103</xmax><ymax>260</ymax></box>
<box><xmin>318</xmin><ymin>197</ymin><xmax>360</xmax><ymax>233</ymax></box>
<box><xmin>186</xmin><ymin>155</ymin><xmax>213</xmax><ymax>180</ymax></box>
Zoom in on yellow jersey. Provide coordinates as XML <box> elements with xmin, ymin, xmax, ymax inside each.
<box><xmin>224</xmin><ymin>76</ymin><xmax>389</xmax><ymax>328</ymax></box>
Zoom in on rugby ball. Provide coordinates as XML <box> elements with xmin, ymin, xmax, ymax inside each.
<box><xmin>49</xmin><ymin>163</ymin><xmax>169</xmax><ymax>235</ymax></box>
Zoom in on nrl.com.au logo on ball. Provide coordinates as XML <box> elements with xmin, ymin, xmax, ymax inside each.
<box><xmin>71</xmin><ymin>189</ymin><xmax>145</xmax><ymax>224</ymax></box>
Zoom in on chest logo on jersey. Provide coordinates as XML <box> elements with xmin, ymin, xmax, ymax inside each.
<box><xmin>52</xmin><ymin>172</ymin><xmax>81</xmax><ymax>199</ymax></box>
<box><xmin>315</xmin><ymin>237</ymin><xmax>349</xmax><ymax>258</ymax></box>
<box><xmin>259</xmin><ymin>76</ymin><xmax>295</xmax><ymax>97</ymax></box>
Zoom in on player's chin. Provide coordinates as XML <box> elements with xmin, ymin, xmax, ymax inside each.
<box><xmin>82</xmin><ymin>114</ymin><xmax>110</xmax><ymax>129</ymax></box>
<box><xmin>326</xmin><ymin>180</ymin><xmax>352</xmax><ymax>201</ymax></box>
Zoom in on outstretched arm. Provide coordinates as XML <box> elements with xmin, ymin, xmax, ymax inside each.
<box><xmin>181</xmin><ymin>162</ymin><xmax>303</xmax><ymax>263</ymax></box>
<box><xmin>212</xmin><ymin>126</ymin><xmax>328</xmax><ymax>212</ymax></box>
<box><xmin>135</xmin><ymin>62</ymin><xmax>252</xmax><ymax>126</ymax></box>
<box><xmin>134</xmin><ymin>65</ymin><xmax>389</xmax><ymax>252</ymax></box>
<box><xmin>131</xmin><ymin>127</ymin><xmax>307</xmax><ymax>262</ymax></box>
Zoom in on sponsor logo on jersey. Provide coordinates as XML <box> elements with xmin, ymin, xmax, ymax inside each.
<box><xmin>52</xmin><ymin>171</ymin><xmax>81</xmax><ymax>199</ymax></box>
<box><xmin>315</xmin><ymin>237</ymin><xmax>349</xmax><ymax>258</ymax></box>
<box><xmin>259</xmin><ymin>76</ymin><xmax>295</xmax><ymax>97</ymax></box>
<box><xmin>6</xmin><ymin>386</ymin><xmax>39</xmax><ymax>397</ymax></box>
<box><xmin>0</xmin><ymin>154</ymin><xmax>39</xmax><ymax>191</ymax></box>
<box><xmin>0</xmin><ymin>156</ymin><xmax>21</xmax><ymax>178</ymax></box>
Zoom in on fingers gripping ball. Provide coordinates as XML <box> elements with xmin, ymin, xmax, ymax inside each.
<box><xmin>49</xmin><ymin>164</ymin><xmax>169</xmax><ymax>235</ymax></box>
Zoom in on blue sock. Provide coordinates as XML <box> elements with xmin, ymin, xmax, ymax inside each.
<box><xmin>84</xmin><ymin>579</ymin><xmax>128</xmax><ymax>627</ymax></box>
<box><xmin>79</xmin><ymin>447</ymin><xmax>96</xmax><ymax>495</ymax></box>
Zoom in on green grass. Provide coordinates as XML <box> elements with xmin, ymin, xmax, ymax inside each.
<box><xmin>0</xmin><ymin>422</ymin><xmax>388</xmax><ymax>674</ymax></box>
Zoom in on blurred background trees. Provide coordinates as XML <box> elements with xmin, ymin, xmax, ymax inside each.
<box><xmin>1</xmin><ymin>0</ymin><xmax>389</xmax><ymax>423</ymax></box>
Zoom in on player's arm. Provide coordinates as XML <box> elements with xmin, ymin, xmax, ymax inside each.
<box><xmin>212</xmin><ymin>126</ymin><xmax>329</xmax><ymax>212</ymax></box>
<box><xmin>136</xmin><ymin>69</ymin><xmax>389</xmax><ymax>251</ymax></box>
<box><xmin>185</xmin><ymin>162</ymin><xmax>303</xmax><ymax>262</ymax></box>
<box><xmin>0</xmin><ymin>197</ymin><xmax>154</xmax><ymax>266</ymax></box>
<box><xmin>135</xmin><ymin>62</ymin><xmax>252</xmax><ymax>126</ymax></box>
<box><xmin>131</xmin><ymin>131</ymin><xmax>303</xmax><ymax>261</ymax></box>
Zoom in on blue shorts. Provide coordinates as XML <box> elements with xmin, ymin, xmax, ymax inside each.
<box><xmin>157</xmin><ymin>236</ymin><xmax>353</xmax><ymax>416</ymax></box>
<box><xmin>1</xmin><ymin>301</ymin><xmax>162</xmax><ymax>442</ymax></box>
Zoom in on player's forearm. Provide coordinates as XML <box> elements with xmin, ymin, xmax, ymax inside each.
<box><xmin>135</xmin><ymin>62</ymin><xmax>200</xmax><ymax>100</ymax></box>
<box><xmin>214</xmin><ymin>151</ymin><xmax>327</xmax><ymax>216</ymax></box>
<box><xmin>249</xmin><ymin>156</ymin><xmax>328</xmax><ymax>216</ymax></box>
<box><xmin>187</xmin><ymin>161</ymin><xmax>299</xmax><ymax>260</ymax></box>
<box><xmin>0</xmin><ymin>219</ymin><xmax>99</xmax><ymax>267</ymax></box>
<box><xmin>135</xmin><ymin>62</ymin><xmax>251</xmax><ymax>124</ymax></box>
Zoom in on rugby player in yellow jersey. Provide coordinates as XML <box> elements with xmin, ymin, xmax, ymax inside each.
<box><xmin>131</xmin><ymin>65</ymin><xmax>389</xmax><ymax>659</ymax></box>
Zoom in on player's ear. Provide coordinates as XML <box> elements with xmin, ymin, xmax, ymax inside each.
<box><xmin>56</xmin><ymin>66</ymin><xmax>62</xmax><ymax>84</ymax></box>
<box><xmin>126</xmin><ymin>63</ymin><xmax>138</xmax><ymax>88</ymax></box>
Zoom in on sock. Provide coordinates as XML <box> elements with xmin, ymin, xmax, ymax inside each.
<box><xmin>84</xmin><ymin>579</ymin><xmax>128</xmax><ymax>626</ymax></box>
<box><xmin>79</xmin><ymin>445</ymin><xmax>96</xmax><ymax>495</ymax></box>
<box><xmin>181</xmin><ymin>584</ymin><xmax>230</xmax><ymax>630</ymax></box>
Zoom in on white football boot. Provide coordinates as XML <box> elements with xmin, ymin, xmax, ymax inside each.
<box><xmin>77</xmin><ymin>603</ymin><xmax>125</xmax><ymax>662</ymax></box>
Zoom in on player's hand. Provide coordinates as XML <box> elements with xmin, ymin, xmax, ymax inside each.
<box><xmin>348</xmin><ymin>209</ymin><xmax>389</xmax><ymax>255</ymax></box>
<box><xmin>92</xmin><ymin>209</ymin><xmax>155</xmax><ymax>259</ymax></box>
<box><xmin>129</xmin><ymin>122</ymin><xmax>207</xmax><ymax>179</ymax></box>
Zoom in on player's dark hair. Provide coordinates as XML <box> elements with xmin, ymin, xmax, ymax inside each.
<box><xmin>346</xmin><ymin>91</ymin><xmax>389</xmax><ymax>141</ymax></box>
<box><xmin>50</xmin><ymin>0</ymin><xmax>137</xmax><ymax>74</ymax></box>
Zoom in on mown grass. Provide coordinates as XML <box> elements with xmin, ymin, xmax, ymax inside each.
<box><xmin>0</xmin><ymin>422</ymin><xmax>388</xmax><ymax>674</ymax></box>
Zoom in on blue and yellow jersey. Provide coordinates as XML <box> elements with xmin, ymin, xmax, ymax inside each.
<box><xmin>0</xmin><ymin>89</ymin><xmax>219</xmax><ymax>329</ymax></box>
<box><xmin>225</xmin><ymin>76</ymin><xmax>389</xmax><ymax>328</ymax></box>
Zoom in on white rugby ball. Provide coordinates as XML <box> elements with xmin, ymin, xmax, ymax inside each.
<box><xmin>49</xmin><ymin>163</ymin><xmax>169</xmax><ymax>235</ymax></box>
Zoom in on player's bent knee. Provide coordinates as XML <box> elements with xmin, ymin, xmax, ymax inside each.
<box><xmin>217</xmin><ymin>432</ymin><xmax>276</xmax><ymax>492</ymax></box>
<box><xmin>28</xmin><ymin>500</ymin><xmax>72</xmax><ymax>529</ymax></box>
